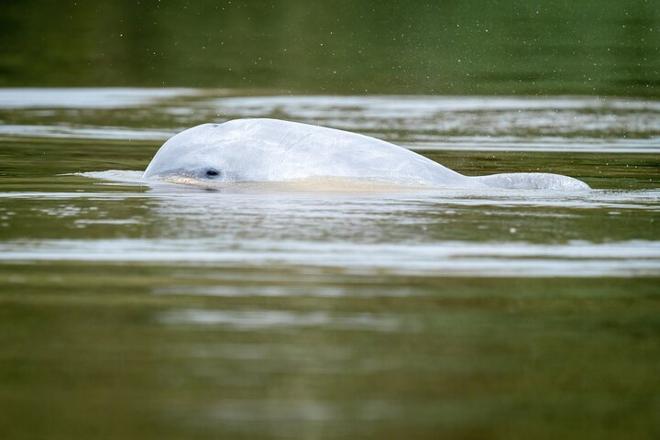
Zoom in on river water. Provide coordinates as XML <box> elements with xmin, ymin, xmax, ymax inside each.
<box><xmin>1</xmin><ymin>88</ymin><xmax>659</xmax><ymax>439</ymax></box>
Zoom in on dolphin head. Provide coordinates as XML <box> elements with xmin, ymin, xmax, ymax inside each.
<box><xmin>143</xmin><ymin>119</ymin><xmax>296</xmax><ymax>184</ymax></box>
<box><xmin>143</xmin><ymin>123</ymin><xmax>239</xmax><ymax>183</ymax></box>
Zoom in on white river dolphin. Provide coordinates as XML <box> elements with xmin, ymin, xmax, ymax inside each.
<box><xmin>143</xmin><ymin>118</ymin><xmax>590</xmax><ymax>191</ymax></box>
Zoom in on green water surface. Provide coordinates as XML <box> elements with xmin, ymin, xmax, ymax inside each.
<box><xmin>1</xmin><ymin>0</ymin><xmax>658</xmax><ymax>96</ymax></box>
<box><xmin>0</xmin><ymin>1</ymin><xmax>660</xmax><ymax>438</ymax></box>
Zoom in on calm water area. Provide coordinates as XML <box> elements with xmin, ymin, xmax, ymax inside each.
<box><xmin>1</xmin><ymin>1</ymin><xmax>659</xmax><ymax>439</ymax></box>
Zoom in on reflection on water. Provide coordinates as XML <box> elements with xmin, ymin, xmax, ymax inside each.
<box><xmin>160</xmin><ymin>309</ymin><xmax>402</xmax><ymax>332</ymax></box>
<box><xmin>2</xmin><ymin>177</ymin><xmax>659</xmax><ymax>277</ymax></box>
<box><xmin>2</xmin><ymin>91</ymin><xmax>658</xmax><ymax>154</ymax></box>
<box><xmin>0</xmin><ymin>88</ymin><xmax>198</xmax><ymax>109</ymax></box>
<box><xmin>0</xmin><ymin>88</ymin><xmax>659</xmax><ymax>439</ymax></box>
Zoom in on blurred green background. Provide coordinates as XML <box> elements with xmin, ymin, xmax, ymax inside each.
<box><xmin>0</xmin><ymin>0</ymin><xmax>658</xmax><ymax>95</ymax></box>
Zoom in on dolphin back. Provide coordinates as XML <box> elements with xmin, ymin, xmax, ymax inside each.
<box><xmin>142</xmin><ymin>118</ymin><xmax>590</xmax><ymax>191</ymax></box>
<box><xmin>472</xmin><ymin>172</ymin><xmax>591</xmax><ymax>191</ymax></box>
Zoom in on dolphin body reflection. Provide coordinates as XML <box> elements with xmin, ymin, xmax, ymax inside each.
<box><xmin>144</xmin><ymin>118</ymin><xmax>590</xmax><ymax>191</ymax></box>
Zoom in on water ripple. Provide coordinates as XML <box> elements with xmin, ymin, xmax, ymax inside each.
<box><xmin>1</xmin><ymin>238</ymin><xmax>658</xmax><ymax>277</ymax></box>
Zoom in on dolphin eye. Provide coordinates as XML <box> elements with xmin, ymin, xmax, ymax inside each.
<box><xmin>205</xmin><ymin>168</ymin><xmax>221</xmax><ymax>178</ymax></box>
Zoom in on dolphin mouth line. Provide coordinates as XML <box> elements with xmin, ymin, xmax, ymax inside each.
<box><xmin>156</xmin><ymin>173</ymin><xmax>590</xmax><ymax>193</ymax></box>
<box><xmin>157</xmin><ymin>175</ymin><xmax>431</xmax><ymax>192</ymax></box>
